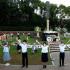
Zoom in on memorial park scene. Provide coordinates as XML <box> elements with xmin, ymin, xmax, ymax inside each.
<box><xmin>0</xmin><ymin>0</ymin><xmax>70</xmax><ymax>70</ymax></box>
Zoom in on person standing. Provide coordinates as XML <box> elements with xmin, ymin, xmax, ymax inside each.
<box><xmin>18</xmin><ymin>40</ymin><xmax>28</xmax><ymax>68</ymax></box>
<box><xmin>15</xmin><ymin>42</ymin><xmax>21</xmax><ymax>54</ymax></box>
<box><xmin>32</xmin><ymin>43</ymin><xmax>38</xmax><ymax>54</ymax></box>
<box><xmin>32</xmin><ymin>43</ymin><xmax>36</xmax><ymax>54</ymax></box>
<box><xmin>41</xmin><ymin>42</ymin><xmax>49</xmax><ymax>68</ymax></box>
<box><xmin>36</xmin><ymin>40</ymin><xmax>49</xmax><ymax>69</ymax></box>
<box><xmin>3</xmin><ymin>42</ymin><xmax>11</xmax><ymax>66</ymax></box>
<box><xmin>59</xmin><ymin>41</ymin><xmax>66</xmax><ymax>67</ymax></box>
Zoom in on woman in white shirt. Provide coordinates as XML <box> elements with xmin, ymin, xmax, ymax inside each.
<box><xmin>3</xmin><ymin>42</ymin><xmax>11</xmax><ymax>65</ymax></box>
<box><xmin>41</xmin><ymin>42</ymin><xmax>49</xmax><ymax>68</ymax></box>
<box><xmin>36</xmin><ymin>40</ymin><xmax>49</xmax><ymax>69</ymax></box>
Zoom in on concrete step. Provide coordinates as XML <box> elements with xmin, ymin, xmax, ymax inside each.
<box><xmin>49</xmin><ymin>46</ymin><xmax>69</xmax><ymax>52</ymax></box>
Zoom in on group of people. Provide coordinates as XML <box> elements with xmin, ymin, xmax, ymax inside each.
<box><xmin>1</xmin><ymin>39</ymin><xmax>69</xmax><ymax>69</ymax></box>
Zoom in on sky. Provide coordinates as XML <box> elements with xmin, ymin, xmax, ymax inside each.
<box><xmin>40</xmin><ymin>0</ymin><xmax>70</xmax><ymax>7</ymax></box>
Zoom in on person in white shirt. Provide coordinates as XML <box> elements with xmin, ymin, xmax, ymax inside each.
<box><xmin>3</xmin><ymin>42</ymin><xmax>11</xmax><ymax>66</ymax></box>
<box><xmin>36</xmin><ymin>40</ymin><xmax>49</xmax><ymax>69</ymax></box>
<box><xmin>32</xmin><ymin>43</ymin><xmax>36</xmax><ymax>54</ymax></box>
<box><xmin>18</xmin><ymin>40</ymin><xmax>28</xmax><ymax>68</ymax></box>
<box><xmin>32</xmin><ymin>43</ymin><xmax>38</xmax><ymax>54</ymax></box>
<box><xmin>59</xmin><ymin>41</ymin><xmax>66</xmax><ymax>66</ymax></box>
<box><xmin>15</xmin><ymin>42</ymin><xmax>21</xmax><ymax>54</ymax></box>
<box><xmin>41</xmin><ymin>42</ymin><xmax>49</xmax><ymax>68</ymax></box>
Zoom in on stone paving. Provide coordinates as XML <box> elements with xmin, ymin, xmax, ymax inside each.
<box><xmin>0</xmin><ymin>64</ymin><xmax>70</xmax><ymax>70</ymax></box>
<box><xmin>51</xmin><ymin>51</ymin><xmax>70</xmax><ymax>66</ymax></box>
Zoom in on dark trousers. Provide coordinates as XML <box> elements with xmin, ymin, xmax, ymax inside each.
<box><xmin>22</xmin><ymin>52</ymin><xmax>28</xmax><ymax>67</ymax></box>
<box><xmin>60</xmin><ymin>52</ymin><xmax>65</xmax><ymax>66</ymax></box>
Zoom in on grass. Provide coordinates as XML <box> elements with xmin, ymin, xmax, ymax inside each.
<box><xmin>0</xmin><ymin>46</ymin><xmax>51</xmax><ymax>65</ymax></box>
<box><xmin>60</xmin><ymin>35</ymin><xmax>70</xmax><ymax>44</ymax></box>
<box><xmin>0</xmin><ymin>34</ymin><xmax>70</xmax><ymax>65</ymax></box>
<box><xmin>0</xmin><ymin>34</ymin><xmax>51</xmax><ymax>65</ymax></box>
<box><xmin>62</xmin><ymin>38</ymin><xmax>70</xmax><ymax>44</ymax></box>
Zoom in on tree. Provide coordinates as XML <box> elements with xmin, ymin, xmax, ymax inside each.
<box><xmin>49</xmin><ymin>4</ymin><xmax>57</xmax><ymax>30</ymax></box>
<box><xmin>0</xmin><ymin>0</ymin><xmax>70</xmax><ymax>31</ymax></box>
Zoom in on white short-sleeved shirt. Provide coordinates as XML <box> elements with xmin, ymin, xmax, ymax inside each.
<box><xmin>41</xmin><ymin>45</ymin><xmax>49</xmax><ymax>53</ymax></box>
<box><xmin>3</xmin><ymin>45</ymin><xmax>10</xmax><ymax>52</ymax></box>
<box><xmin>19</xmin><ymin>43</ymin><xmax>28</xmax><ymax>53</ymax></box>
<box><xmin>59</xmin><ymin>44</ymin><xmax>66</xmax><ymax>52</ymax></box>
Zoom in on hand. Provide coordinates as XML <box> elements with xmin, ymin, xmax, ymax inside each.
<box><xmin>36</xmin><ymin>40</ymin><xmax>40</xmax><ymax>44</ymax></box>
<box><xmin>36</xmin><ymin>40</ymin><xmax>38</xmax><ymax>42</ymax></box>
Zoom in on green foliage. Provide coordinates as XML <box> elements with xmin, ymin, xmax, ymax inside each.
<box><xmin>0</xmin><ymin>0</ymin><xmax>70</xmax><ymax>31</ymax></box>
<box><xmin>49</xmin><ymin>4</ymin><xmax>58</xmax><ymax>29</ymax></box>
<box><xmin>0</xmin><ymin>34</ymin><xmax>51</xmax><ymax>64</ymax></box>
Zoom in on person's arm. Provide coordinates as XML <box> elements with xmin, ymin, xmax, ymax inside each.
<box><xmin>36</xmin><ymin>40</ymin><xmax>42</xmax><ymax>48</ymax></box>
<box><xmin>11</xmin><ymin>42</ymin><xmax>16</xmax><ymax>46</ymax></box>
<box><xmin>16</xmin><ymin>38</ymin><xmax>21</xmax><ymax>44</ymax></box>
<box><xmin>0</xmin><ymin>44</ymin><xmax>3</xmax><ymax>47</ymax></box>
<box><xmin>48</xmin><ymin>45</ymin><xmax>50</xmax><ymax>53</ymax></box>
<box><xmin>27</xmin><ymin>44</ymin><xmax>29</xmax><ymax>48</ymax></box>
<box><xmin>8</xmin><ymin>45</ymin><xmax>10</xmax><ymax>50</ymax></box>
<box><xmin>36</xmin><ymin>40</ymin><xmax>40</xmax><ymax>44</ymax></box>
<box><xmin>36</xmin><ymin>40</ymin><xmax>42</xmax><ymax>46</ymax></box>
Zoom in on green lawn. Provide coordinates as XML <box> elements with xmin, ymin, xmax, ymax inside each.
<box><xmin>61</xmin><ymin>37</ymin><xmax>70</xmax><ymax>44</ymax></box>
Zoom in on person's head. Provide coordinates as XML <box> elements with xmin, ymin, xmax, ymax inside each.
<box><xmin>3</xmin><ymin>42</ymin><xmax>8</xmax><ymax>46</ymax></box>
<box><xmin>23</xmin><ymin>40</ymin><xmax>27</xmax><ymax>43</ymax></box>
<box><xmin>61</xmin><ymin>41</ymin><xmax>64</xmax><ymax>44</ymax></box>
<box><xmin>43</xmin><ymin>41</ymin><xmax>48</xmax><ymax>46</ymax></box>
<box><xmin>18</xmin><ymin>37</ymin><xmax>20</xmax><ymax>40</ymax></box>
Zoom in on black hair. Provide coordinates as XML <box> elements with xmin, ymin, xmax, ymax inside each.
<box><xmin>3</xmin><ymin>42</ymin><xmax>8</xmax><ymax>45</ymax></box>
<box><xmin>23</xmin><ymin>40</ymin><xmax>27</xmax><ymax>42</ymax></box>
<box><xmin>43</xmin><ymin>41</ymin><xmax>48</xmax><ymax>45</ymax></box>
<box><xmin>61</xmin><ymin>41</ymin><xmax>64</xmax><ymax>43</ymax></box>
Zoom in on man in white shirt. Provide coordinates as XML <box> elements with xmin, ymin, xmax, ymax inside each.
<box><xmin>18</xmin><ymin>40</ymin><xmax>28</xmax><ymax>68</ymax></box>
<box><xmin>59</xmin><ymin>41</ymin><xmax>66</xmax><ymax>67</ymax></box>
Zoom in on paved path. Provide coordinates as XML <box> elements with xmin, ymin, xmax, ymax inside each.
<box><xmin>51</xmin><ymin>51</ymin><xmax>70</xmax><ymax>66</ymax></box>
<box><xmin>0</xmin><ymin>64</ymin><xmax>70</xmax><ymax>70</ymax></box>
